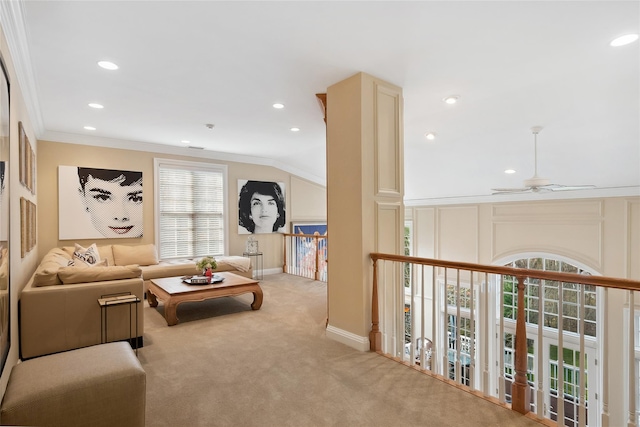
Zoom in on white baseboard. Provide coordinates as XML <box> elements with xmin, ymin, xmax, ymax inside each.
<box><xmin>263</xmin><ymin>268</ymin><xmax>283</xmax><ymax>276</ymax></box>
<box><xmin>326</xmin><ymin>324</ymin><xmax>370</xmax><ymax>352</ymax></box>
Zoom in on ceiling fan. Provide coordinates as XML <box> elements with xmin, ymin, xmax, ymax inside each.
<box><xmin>492</xmin><ymin>126</ymin><xmax>596</xmax><ymax>195</ymax></box>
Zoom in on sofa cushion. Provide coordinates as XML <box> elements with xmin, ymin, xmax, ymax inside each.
<box><xmin>32</xmin><ymin>248</ymin><xmax>73</xmax><ymax>287</ymax></box>
<box><xmin>57</xmin><ymin>265</ymin><xmax>142</xmax><ymax>285</ymax></box>
<box><xmin>96</xmin><ymin>245</ymin><xmax>115</xmax><ymax>266</ymax></box>
<box><xmin>217</xmin><ymin>256</ymin><xmax>251</xmax><ymax>272</ymax></box>
<box><xmin>113</xmin><ymin>244</ymin><xmax>158</xmax><ymax>266</ymax></box>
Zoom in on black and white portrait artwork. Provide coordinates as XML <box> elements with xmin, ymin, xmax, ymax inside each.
<box><xmin>59</xmin><ymin>166</ymin><xmax>143</xmax><ymax>239</ymax></box>
<box><xmin>238</xmin><ymin>180</ymin><xmax>286</xmax><ymax>234</ymax></box>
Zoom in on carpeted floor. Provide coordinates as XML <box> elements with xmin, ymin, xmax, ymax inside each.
<box><xmin>139</xmin><ymin>273</ymin><xmax>542</xmax><ymax>427</ymax></box>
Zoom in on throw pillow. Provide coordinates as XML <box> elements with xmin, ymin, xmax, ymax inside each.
<box><xmin>73</xmin><ymin>243</ymin><xmax>102</xmax><ymax>267</ymax></box>
<box><xmin>112</xmin><ymin>244</ymin><xmax>159</xmax><ymax>266</ymax></box>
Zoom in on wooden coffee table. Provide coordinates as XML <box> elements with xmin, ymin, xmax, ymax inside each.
<box><xmin>147</xmin><ymin>272</ymin><xmax>263</xmax><ymax>326</ymax></box>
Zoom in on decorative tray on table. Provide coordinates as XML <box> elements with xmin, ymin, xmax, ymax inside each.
<box><xmin>182</xmin><ymin>275</ymin><xmax>225</xmax><ymax>285</ymax></box>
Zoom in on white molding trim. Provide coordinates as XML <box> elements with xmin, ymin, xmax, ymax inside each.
<box><xmin>326</xmin><ymin>324</ymin><xmax>370</xmax><ymax>352</ymax></box>
<box><xmin>263</xmin><ymin>268</ymin><xmax>283</xmax><ymax>276</ymax></box>
<box><xmin>405</xmin><ymin>186</ymin><xmax>640</xmax><ymax>207</ymax></box>
<box><xmin>41</xmin><ymin>130</ymin><xmax>326</xmax><ymax>186</ymax></box>
<box><xmin>0</xmin><ymin>0</ymin><xmax>45</xmax><ymax>134</ymax></box>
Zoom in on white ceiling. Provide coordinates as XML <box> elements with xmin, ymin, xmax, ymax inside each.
<box><xmin>7</xmin><ymin>1</ymin><xmax>640</xmax><ymax>204</ymax></box>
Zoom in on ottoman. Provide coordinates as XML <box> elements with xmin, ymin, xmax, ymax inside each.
<box><xmin>0</xmin><ymin>342</ymin><xmax>145</xmax><ymax>427</ymax></box>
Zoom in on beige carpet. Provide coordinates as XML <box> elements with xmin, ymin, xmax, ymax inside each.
<box><xmin>139</xmin><ymin>273</ymin><xmax>541</xmax><ymax>427</ymax></box>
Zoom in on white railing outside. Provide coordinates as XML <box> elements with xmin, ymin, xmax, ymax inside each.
<box><xmin>283</xmin><ymin>233</ymin><xmax>327</xmax><ymax>282</ymax></box>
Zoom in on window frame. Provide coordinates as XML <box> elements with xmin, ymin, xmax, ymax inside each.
<box><xmin>154</xmin><ymin>158</ymin><xmax>229</xmax><ymax>260</ymax></box>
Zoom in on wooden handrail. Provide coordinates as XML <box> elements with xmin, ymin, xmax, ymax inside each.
<box><xmin>370</xmin><ymin>251</ymin><xmax>640</xmax><ymax>418</ymax></box>
<box><xmin>371</xmin><ymin>252</ymin><xmax>640</xmax><ymax>291</ymax></box>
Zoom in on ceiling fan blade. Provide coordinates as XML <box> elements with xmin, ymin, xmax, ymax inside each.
<box><xmin>491</xmin><ymin>127</ymin><xmax>596</xmax><ymax>195</ymax></box>
<box><xmin>491</xmin><ymin>187</ymin><xmax>532</xmax><ymax>195</ymax></box>
<box><xmin>544</xmin><ymin>184</ymin><xmax>597</xmax><ymax>191</ymax></box>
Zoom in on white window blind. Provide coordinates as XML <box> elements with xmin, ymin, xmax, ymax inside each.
<box><xmin>156</xmin><ymin>160</ymin><xmax>226</xmax><ymax>259</ymax></box>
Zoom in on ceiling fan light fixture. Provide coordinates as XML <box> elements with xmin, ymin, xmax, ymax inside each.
<box><xmin>524</xmin><ymin>176</ymin><xmax>550</xmax><ymax>188</ymax></box>
<box><xmin>610</xmin><ymin>33</ymin><xmax>639</xmax><ymax>47</ymax></box>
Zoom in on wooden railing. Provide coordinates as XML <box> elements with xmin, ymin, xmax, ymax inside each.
<box><xmin>370</xmin><ymin>252</ymin><xmax>640</xmax><ymax>425</ymax></box>
<box><xmin>283</xmin><ymin>233</ymin><xmax>327</xmax><ymax>282</ymax></box>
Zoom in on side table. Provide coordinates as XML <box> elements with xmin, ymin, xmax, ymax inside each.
<box><xmin>98</xmin><ymin>292</ymin><xmax>140</xmax><ymax>355</ymax></box>
<box><xmin>243</xmin><ymin>251</ymin><xmax>263</xmax><ymax>280</ymax></box>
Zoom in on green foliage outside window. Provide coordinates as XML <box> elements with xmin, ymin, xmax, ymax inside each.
<box><xmin>502</xmin><ymin>258</ymin><xmax>596</xmax><ymax>338</ymax></box>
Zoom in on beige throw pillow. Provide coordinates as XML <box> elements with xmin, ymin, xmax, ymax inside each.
<box><xmin>58</xmin><ymin>265</ymin><xmax>142</xmax><ymax>285</ymax></box>
<box><xmin>112</xmin><ymin>244</ymin><xmax>159</xmax><ymax>266</ymax></box>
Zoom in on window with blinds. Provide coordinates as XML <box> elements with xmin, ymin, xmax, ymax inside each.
<box><xmin>155</xmin><ymin>159</ymin><xmax>227</xmax><ymax>259</ymax></box>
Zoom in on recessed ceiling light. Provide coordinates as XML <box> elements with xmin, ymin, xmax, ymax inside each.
<box><xmin>273</xmin><ymin>103</ymin><xmax>284</xmax><ymax>109</ymax></box>
<box><xmin>610</xmin><ymin>34</ymin><xmax>639</xmax><ymax>47</ymax></box>
<box><xmin>181</xmin><ymin>140</ymin><xmax>190</xmax><ymax>144</ymax></box>
<box><xmin>205</xmin><ymin>123</ymin><xmax>215</xmax><ymax>130</ymax></box>
<box><xmin>504</xmin><ymin>169</ymin><xmax>516</xmax><ymax>174</ymax></box>
<box><xmin>443</xmin><ymin>95</ymin><xmax>459</xmax><ymax>105</ymax></box>
<box><xmin>290</xmin><ymin>127</ymin><xmax>300</xmax><ymax>132</ymax></box>
<box><xmin>83</xmin><ymin>126</ymin><xmax>96</xmax><ymax>131</ymax></box>
<box><xmin>424</xmin><ymin>132</ymin><xmax>436</xmax><ymax>140</ymax></box>
<box><xmin>88</xmin><ymin>103</ymin><xmax>104</xmax><ymax>109</ymax></box>
<box><xmin>97</xmin><ymin>60</ymin><xmax>119</xmax><ymax>70</ymax></box>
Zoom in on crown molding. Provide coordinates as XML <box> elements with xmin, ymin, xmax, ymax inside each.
<box><xmin>41</xmin><ymin>130</ymin><xmax>327</xmax><ymax>187</ymax></box>
<box><xmin>0</xmin><ymin>0</ymin><xmax>44</xmax><ymax>134</ymax></box>
<box><xmin>404</xmin><ymin>186</ymin><xmax>640</xmax><ymax>207</ymax></box>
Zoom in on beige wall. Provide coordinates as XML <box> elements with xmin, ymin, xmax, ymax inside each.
<box><xmin>407</xmin><ymin>196</ymin><xmax>640</xmax><ymax>427</ymax></box>
<box><xmin>37</xmin><ymin>140</ymin><xmax>326</xmax><ymax>270</ymax></box>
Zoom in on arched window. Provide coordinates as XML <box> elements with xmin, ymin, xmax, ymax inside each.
<box><xmin>502</xmin><ymin>257</ymin><xmax>597</xmax><ymax>337</ymax></box>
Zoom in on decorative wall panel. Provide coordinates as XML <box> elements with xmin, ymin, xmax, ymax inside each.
<box><xmin>437</xmin><ymin>206</ymin><xmax>479</xmax><ymax>263</ymax></box>
<box><xmin>492</xmin><ymin>201</ymin><xmax>604</xmax><ymax>269</ymax></box>
<box><xmin>374</xmin><ymin>83</ymin><xmax>402</xmax><ymax>198</ymax></box>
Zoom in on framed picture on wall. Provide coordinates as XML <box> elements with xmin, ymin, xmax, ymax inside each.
<box><xmin>58</xmin><ymin>166</ymin><xmax>143</xmax><ymax>239</ymax></box>
<box><xmin>291</xmin><ymin>222</ymin><xmax>327</xmax><ymax>236</ymax></box>
<box><xmin>237</xmin><ymin>179</ymin><xmax>286</xmax><ymax>234</ymax></box>
<box><xmin>18</xmin><ymin>122</ymin><xmax>26</xmax><ymax>188</ymax></box>
<box><xmin>20</xmin><ymin>198</ymin><xmax>36</xmax><ymax>258</ymax></box>
<box><xmin>18</xmin><ymin>122</ymin><xmax>36</xmax><ymax>194</ymax></box>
